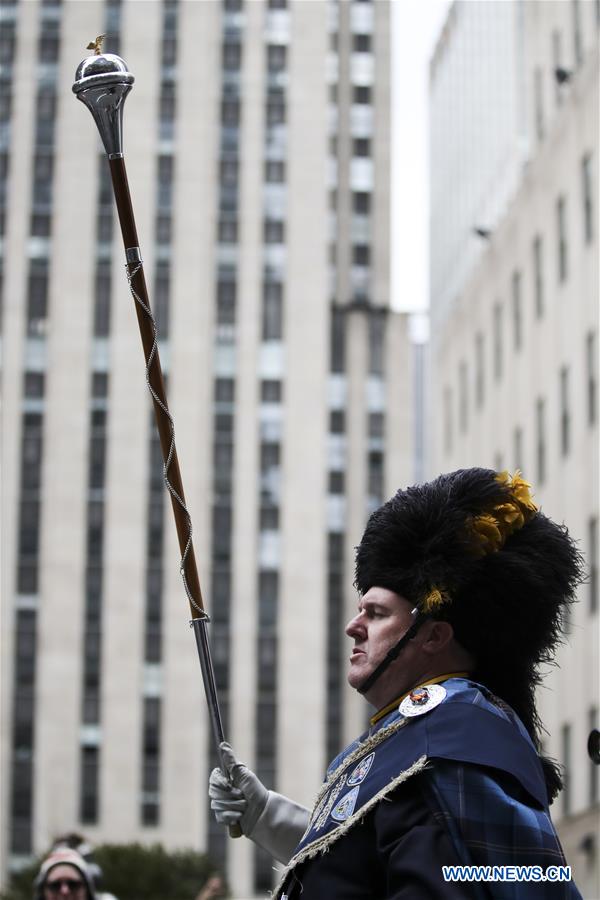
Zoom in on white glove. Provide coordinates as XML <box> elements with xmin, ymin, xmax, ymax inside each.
<box><xmin>209</xmin><ymin>742</ymin><xmax>269</xmax><ymax>835</ymax></box>
<box><xmin>209</xmin><ymin>742</ymin><xmax>310</xmax><ymax>863</ymax></box>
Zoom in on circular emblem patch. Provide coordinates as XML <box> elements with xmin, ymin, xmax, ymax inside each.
<box><xmin>399</xmin><ymin>683</ymin><xmax>446</xmax><ymax>717</ymax></box>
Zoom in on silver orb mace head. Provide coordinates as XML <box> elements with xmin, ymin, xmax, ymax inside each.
<box><xmin>72</xmin><ymin>51</ymin><xmax>135</xmax><ymax>157</ymax></box>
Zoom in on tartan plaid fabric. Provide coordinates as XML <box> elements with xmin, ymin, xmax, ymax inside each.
<box><xmin>425</xmin><ymin>761</ymin><xmax>582</xmax><ymax>899</ymax></box>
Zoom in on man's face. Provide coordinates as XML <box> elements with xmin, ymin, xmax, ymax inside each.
<box><xmin>43</xmin><ymin>865</ymin><xmax>86</xmax><ymax>900</ymax></box>
<box><xmin>345</xmin><ymin>587</ymin><xmax>418</xmax><ymax>707</ymax></box>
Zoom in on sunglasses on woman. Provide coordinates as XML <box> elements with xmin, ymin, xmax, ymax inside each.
<box><xmin>45</xmin><ymin>879</ymin><xmax>85</xmax><ymax>893</ymax></box>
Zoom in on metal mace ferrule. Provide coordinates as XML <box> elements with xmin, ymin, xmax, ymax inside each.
<box><xmin>72</xmin><ymin>53</ymin><xmax>134</xmax><ymax>158</ymax></box>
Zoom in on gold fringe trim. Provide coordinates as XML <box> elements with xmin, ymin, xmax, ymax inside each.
<box><xmin>271</xmin><ymin>755</ymin><xmax>429</xmax><ymax>899</ymax></box>
<box><xmin>304</xmin><ymin>716</ymin><xmax>410</xmax><ymax>830</ymax></box>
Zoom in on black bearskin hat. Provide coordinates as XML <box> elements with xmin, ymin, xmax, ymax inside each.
<box><xmin>355</xmin><ymin>468</ymin><xmax>584</xmax><ymax>800</ymax></box>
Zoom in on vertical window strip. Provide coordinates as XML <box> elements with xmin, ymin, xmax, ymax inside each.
<box><xmin>207</xmin><ymin>7</ymin><xmax>243</xmax><ymax>864</ymax></box>
<box><xmin>587</xmin><ymin>332</ymin><xmax>598</xmax><ymax>426</ymax></box>
<box><xmin>560</xmin><ymin>366</ymin><xmax>570</xmax><ymax>456</ymax></box>
<box><xmin>589</xmin><ymin>517</ymin><xmax>598</xmax><ymax>614</ymax></box>
<box><xmin>458</xmin><ymin>360</ymin><xmax>468</xmax><ymax>434</ymax></box>
<box><xmin>254</xmin><ymin>12</ymin><xmax>289</xmax><ymax>890</ymax></box>
<box><xmin>141</xmin><ymin>697</ymin><xmax>161</xmax><ymax>826</ymax></box>
<box><xmin>511</xmin><ymin>270</ymin><xmax>522</xmax><ymax>350</ymax></box>
<box><xmin>572</xmin><ymin>0</ymin><xmax>583</xmax><ymax>67</ymax></box>
<box><xmin>79</xmin><ymin>372</ymin><xmax>108</xmax><ymax>826</ymax></box>
<box><xmin>533</xmin><ymin>234</ymin><xmax>544</xmax><ymax>319</ymax></box>
<box><xmin>557</xmin><ymin>195</ymin><xmax>568</xmax><ymax>283</ymax></box>
<box><xmin>533</xmin><ymin>67</ymin><xmax>544</xmax><ymax>141</ymax></box>
<box><xmin>582</xmin><ymin>153</ymin><xmax>593</xmax><ymax>245</ymax></box>
<box><xmin>11</xmin><ymin>371</ymin><xmax>47</xmax><ymax>855</ymax></box>
<box><xmin>493</xmin><ymin>302</ymin><xmax>503</xmax><ymax>380</ymax></box>
<box><xmin>144</xmin><ymin>426</ymin><xmax>165</xmax><ymax>665</ymax></box>
<box><xmin>475</xmin><ymin>332</ymin><xmax>484</xmax><ymax>408</ymax></box>
<box><xmin>536</xmin><ymin>397</ymin><xmax>546</xmax><ymax>484</ymax></box>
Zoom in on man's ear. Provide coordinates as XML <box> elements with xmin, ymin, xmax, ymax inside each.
<box><xmin>420</xmin><ymin>619</ymin><xmax>455</xmax><ymax>655</ymax></box>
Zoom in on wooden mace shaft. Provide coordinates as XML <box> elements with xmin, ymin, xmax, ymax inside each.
<box><xmin>108</xmin><ymin>155</ymin><xmax>205</xmax><ymax>620</ymax></box>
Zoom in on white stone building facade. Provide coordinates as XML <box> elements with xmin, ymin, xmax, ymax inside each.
<box><xmin>429</xmin><ymin>2</ymin><xmax>599</xmax><ymax>895</ymax></box>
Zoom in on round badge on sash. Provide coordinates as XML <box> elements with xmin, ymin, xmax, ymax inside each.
<box><xmin>399</xmin><ymin>683</ymin><xmax>446</xmax><ymax>717</ymax></box>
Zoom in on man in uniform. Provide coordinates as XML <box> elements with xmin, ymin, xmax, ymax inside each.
<box><xmin>209</xmin><ymin>468</ymin><xmax>584</xmax><ymax>898</ymax></box>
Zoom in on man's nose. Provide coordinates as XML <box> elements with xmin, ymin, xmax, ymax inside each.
<box><xmin>345</xmin><ymin>612</ymin><xmax>366</xmax><ymax>638</ymax></box>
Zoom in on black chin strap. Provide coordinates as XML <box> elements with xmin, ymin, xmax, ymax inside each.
<box><xmin>357</xmin><ymin>608</ymin><xmax>429</xmax><ymax>695</ymax></box>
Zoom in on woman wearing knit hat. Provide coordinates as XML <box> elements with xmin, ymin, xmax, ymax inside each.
<box><xmin>209</xmin><ymin>469</ymin><xmax>584</xmax><ymax>898</ymax></box>
<box><xmin>34</xmin><ymin>848</ymin><xmax>96</xmax><ymax>900</ymax></box>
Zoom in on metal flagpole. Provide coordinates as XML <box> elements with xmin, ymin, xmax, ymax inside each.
<box><xmin>72</xmin><ymin>39</ymin><xmax>241</xmax><ymax>838</ymax></box>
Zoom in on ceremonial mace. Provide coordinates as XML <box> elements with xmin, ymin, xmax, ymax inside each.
<box><xmin>73</xmin><ymin>39</ymin><xmax>241</xmax><ymax>838</ymax></box>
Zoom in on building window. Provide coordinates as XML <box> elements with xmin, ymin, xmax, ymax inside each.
<box><xmin>587</xmin><ymin>332</ymin><xmax>597</xmax><ymax>426</ymax></box>
<box><xmin>533</xmin><ymin>234</ymin><xmax>544</xmax><ymax>318</ymax></box>
<box><xmin>218</xmin><ymin>217</ymin><xmax>238</xmax><ymax>244</ymax></box>
<box><xmin>572</xmin><ymin>0</ymin><xmax>583</xmax><ymax>67</ymax></box>
<box><xmin>368</xmin><ymin>412</ymin><xmax>384</xmax><ymax>438</ymax></box>
<box><xmin>157</xmin><ymin>154</ymin><xmax>173</xmax><ymax>210</ymax></box>
<box><xmin>221</xmin><ymin>97</ymin><xmax>240</xmax><ymax>126</ymax></box>
<box><xmin>330</xmin><ymin>307</ymin><xmax>346</xmax><ymax>374</ymax></box>
<box><xmin>259</xmin><ymin>504</ymin><xmax>279</xmax><ymax>531</ymax></box>
<box><xmin>329</xmin><ymin>471</ymin><xmax>345</xmax><ymax>494</ymax></box>
<box><xmin>536</xmin><ymin>398</ymin><xmax>546</xmax><ymax>484</ymax></box>
<box><xmin>556</xmin><ymin>196</ymin><xmax>568</xmax><ymax>283</ymax></box>
<box><xmin>475</xmin><ymin>332</ymin><xmax>485</xmax><ymax>408</ymax></box>
<box><xmin>353</xmin><ymin>191</ymin><xmax>370</xmax><ymax>214</ymax></box>
<box><xmin>368</xmin><ymin>313</ymin><xmax>385</xmax><ymax>376</ymax></box>
<box><xmin>582</xmin><ymin>153</ymin><xmax>594</xmax><ymax>244</ymax></box>
<box><xmin>458</xmin><ymin>360</ymin><xmax>468</xmax><ymax>434</ymax></box>
<box><xmin>267</xmin><ymin>44</ymin><xmax>286</xmax><ymax>72</ymax></box>
<box><xmin>534</xmin><ymin>67</ymin><xmax>544</xmax><ymax>140</ymax></box>
<box><xmin>493</xmin><ymin>302</ymin><xmax>503</xmax><ymax>380</ymax></box>
<box><xmin>353</xmin><ymin>33</ymin><xmax>372</xmax><ymax>52</ymax></box>
<box><xmin>39</xmin><ymin>19</ymin><xmax>60</xmax><ymax>63</ymax></box>
<box><xmin>443</xmin><ymin>386</ymin><xmax>453</xmax><ymax>455</ymax></box>
<box><xmin>262</xmin><ymin>280</ymin><xmax>283</xmax><ymax>340</ymax></box>
<box><xmin>261</xmin><ymin>380</ymin><xmax>282</xmax><ymax>403</ymax></box>
<box><xmin>80</xmin><ymin>746</ymin><xmax>100</xmax><ymax>824</ymax></box>
<box><xmin>513</xmin><ymin>426</ymin><xmax>523</xmax><ymax>472</ymax></box>
<box><xmin>222</xmin><ymin>40</ymin><xmax>242</xmax><ymax>71</ymax></box>
<box><xmin>552</xmin><ymin>30</ymin><xmax>563</xmax><ymax>106</ymax></box>
<box><xmin>266</xmin><ymin>87</ymin><xmax>285</xmax><ymax>125</ymax></box>
<box><xmin>353</xmin><ymin>244</ymin><xmax>370</xmax><ymax>266</ymax></box>
<box><xmin>560</xmin><ymin>366</ymin><xmax>570</xmax><ymax>456</ymax></box>
<box><xmin>141</xmin><ymin>697</ymin><xmax>161</xmax><ymax>826</ymax></box>
<box><xmin>217</xmin><ymin>277</ymin><xmax>236</xmax><ymax>326</ymax></box>
<box><xmin>511</xmin><ymin>270</ymin><xmax>522</xmax><ymax>350</ymax></box>
<box><xmin>264</xmin><ymin>219</ymin><xmax>285</xmax><ymax>244</ymax></box>
<box><xmin>265</xmin><ymin>160</ymin><xmax>285</xmax><ymax>183</ymax></box>
<box><xmin>353</xmin><ymin>85</ymin><xmax>372</xmax><ymax>105</ymax></box>
<box><xmin>26</xmin><ymin>259</ymin><xmax>49</xmax><ymax>337</ymax></box>
<box><xmin>93</xmin><ymin>260</ymin><xmax>111</xmax><ymax>338</ymax></box>
<box><xmin>329</xmin><ymin>410</ymin><xmax>345</xmax><ymax>434</ymax></box>
<box><xmin>590</xmin><ymin>517</ymin><xmax>598</xmax><ymax>614</ymax></box>
<box><xmin>159</xmin><ymin>81</ymin><xmax>176</xmax><ymax>136</ymax></box>
<box><xmin>353</xmin><ymin>138</ymin><xmax>371</xmax><ymax>157</ymax></box>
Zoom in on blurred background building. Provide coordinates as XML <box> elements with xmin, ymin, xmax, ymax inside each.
<box><xmin>429</xmin><ymin>1</ymin><xmax>599</xmax><ymax>895</ymax></box>
<box><xmin>0</xmin><ymin>0</ymin><xmax>416</xmax><ymax>897</ymax></box>
<box><xmin>2</xmin><ymin>0</ymin><xmax>598</xmax><ymax>897</ymax></box>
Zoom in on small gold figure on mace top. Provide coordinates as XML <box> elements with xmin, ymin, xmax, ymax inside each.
<box><xmin>86</xmin><ymin>34</ymin><xmax>106</xmax><ymax>56</ymax></box>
